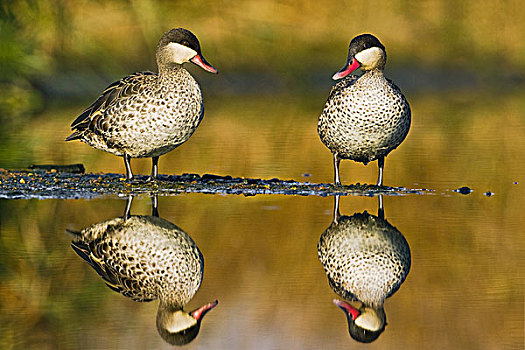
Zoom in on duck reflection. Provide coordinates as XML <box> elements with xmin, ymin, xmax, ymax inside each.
<box><xmin>67</xmin><ymin>196</ymin><xmax>217</xmax><ymax>346</ymax></box>
<box><xmin>318</xmin><ymin>195</ymin><xmax>411</xmax><ymax>343</ymax></box>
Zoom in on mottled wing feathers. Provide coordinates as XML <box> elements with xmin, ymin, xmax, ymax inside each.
<box><xmin>70</xmin><ymin>240</ymin><xmax>92</xmax><ymax>263</ymax></box>
<box><xmin>71</xmin><ymin>240</ymin><xmax>114</xmax><ymax>284</ymax></box>
<box><xmin>70</xmin><ymin>239</ymin><xmax>156</xmax><ymax>302</ymax></box>
<box><xmin>66</xmin><ymin>71</ymin><xmax>157</xmax><ymax>140</ymax></box>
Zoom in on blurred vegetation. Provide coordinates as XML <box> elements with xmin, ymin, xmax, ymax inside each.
<box><xmin>1</xmin><ymin>0</ymin><xmax>524</xmax><ymax>115</ymax></box>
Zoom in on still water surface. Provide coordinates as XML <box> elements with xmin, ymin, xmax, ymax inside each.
<box><xmin>0</xmin><ymin>91</ymin><xmax>523</xmax><ymax>349</ymax></box>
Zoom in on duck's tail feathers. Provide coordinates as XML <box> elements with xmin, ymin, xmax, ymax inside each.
<box><xmin>65</xmin><ymin>132</ymin><xmax>82</xmax><ymax>141</ymax></box>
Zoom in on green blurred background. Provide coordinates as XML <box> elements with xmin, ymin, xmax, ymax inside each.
<box><xmin>2</xmin><ymin>0</ymin><xmax>524</xmax><ymax>116</ymax></box>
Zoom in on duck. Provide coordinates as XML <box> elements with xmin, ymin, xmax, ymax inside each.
<box><xmin>317</xmin><ymin>34</ymin><xmax>411</xmax><ymax>186</ymax></box>
<box><xmin>66</xmin><ymin>28</ymin><xmax>218</xmax><ymax>180</ymax></box>
<box><xmin>68</xmin><ymin>196</ymin><xmax>217</xmax><ymax>345</ymax></box>
<box><xmin>317</xmin><ymin>195</ymin><xmax>411</xmax><ymax>343</ymax></box>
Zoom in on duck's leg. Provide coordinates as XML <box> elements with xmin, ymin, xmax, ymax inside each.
<box><xmin>151</xmin><ymin>195</ymin><xmax>159</xmax><ymax>217</ymax></box>
<box><xmin>123</xmin><ymin>195</ymin><xmax>133</xmax><ymax>219</ymax></box>
<box><xmin>377</xmin><ymin>194</ymin><xmax>384</xmax><ymax>219</ymax></box>
<box><xmin>149</xmin><ymin>156</ymin><xmax>159</xmax><ymax>181</ymax></box>
<box><xmin>376</xmin><ymin>156</ymin><xmax>385</xmax><ymax>187</ymax></box>
<box><xmin>123</xmin><ymin>154</ymin><xmax>134</xmax><ymax>180</ymax></box>
<box><xmin>333</xmin><ymin>194</ymin><xmax>341</xmax><ymax>224</ymax></box>
<box><xmin>333</xmin><ymin>153</ymin><xmax>342</xmax><ymax>185</ymax></box>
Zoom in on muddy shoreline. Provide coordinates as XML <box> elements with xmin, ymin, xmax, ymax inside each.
<box><xmin>0</xmin><ymin>169</ymin><xmax>429</xmax><ymax>199</ymax></box>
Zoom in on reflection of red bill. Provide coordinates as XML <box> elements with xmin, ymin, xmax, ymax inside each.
<box><xmin>191</xmin><ymin>54</ymin><xmax>218</xmax><ymax>74</ymax></box>
<box><xmin>191</xmin><ymin>300</ymin><xmax>219</xmax><ymax>321</ymax></box>
<box><xmin>333</xmin><ymin>299</ymin><xmax>360</xmax><ymax>320</ymax></box>
<box><xmin>332</xmin><ymin>58</ymin><xmax>360</xmax><ymax>80</ymax></box>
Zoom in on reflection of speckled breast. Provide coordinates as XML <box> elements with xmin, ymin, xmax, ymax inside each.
<box><xmin>318</xmin><ymin>70</ymin><xmax>411</xmax><ymax>164</ymax></box>
<box><xmin>317</xmin><ymin>212</ymin><xmax>411</xmax><ymax>306</ymax></box>
<box><xmin>72</xmin><ymin>215</ymin><xmax>203</xmax><ymax>306</ymax></box>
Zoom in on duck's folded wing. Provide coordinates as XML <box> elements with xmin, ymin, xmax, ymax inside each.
<box><xmin>66</xmin><ymin>71</ymin><xmax>156</xmax><ymax>141</ymax></box>
<box><xmin>71</xmin><ymin>239</ymin><xmax>157</xmax><ymax>302</ymax></box>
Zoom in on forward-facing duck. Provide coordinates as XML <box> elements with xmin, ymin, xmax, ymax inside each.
<box><xmin>318</xmin><ymin>196</ymin><xmax>411</xmax><ymax>343</ymax></box>
<box><xmin>318</xmin><ymin>34</ymin><xmax>411</xmax><ymax>186</ymax></box>
<box><xmin>66</xmin><ymin>28</ymin><xmax>218</xmax><ymax>180</ymax></box>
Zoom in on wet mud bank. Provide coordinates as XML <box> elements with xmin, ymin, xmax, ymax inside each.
<box><xmin>0</xmin><ymin>169</ymin><xmax>430</xmax><ymax>199</ymax></box>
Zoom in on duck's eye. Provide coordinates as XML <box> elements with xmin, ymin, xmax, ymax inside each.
<box><xmin>181</xmin><ymin>40</ymin><xmax>190</xmax><ymax>47</ymax></box>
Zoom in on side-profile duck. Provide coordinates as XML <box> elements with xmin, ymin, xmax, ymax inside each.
<box><xmin>68</xmin><ymin>196</ymin><xmax>217</xmax><ymax>345</ymax></box>
<box><xmin>318</xmin><ymin>196</ymin><xmax>411</xmax><ymax>343</ymax></box>
<box><xmin>66</xmin><ymin>28</ymin><xmax>218</xmax><ymax>180</ymax></box>
<box><xmin>318</xmin><ymin>34</ymin><xmax>411</xmax><ymax>186</ymax></box>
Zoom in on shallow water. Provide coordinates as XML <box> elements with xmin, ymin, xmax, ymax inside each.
<box><xmin>0</xmin><ymin>91</ymin><xmax>524</xmax><ymax>349</ymax></box>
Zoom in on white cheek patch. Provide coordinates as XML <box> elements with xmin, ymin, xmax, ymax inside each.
<box><xmin>354</xmin><ymin>47</ymin><xmax>384</xmax><ymax>69</ymax></box>
<box><xmin>166</xmin><ymin>42</ymin><xmax>198</xmax><ymax>64</ymax></box>
<box><xmin>354</xmin><ymin>310</ymin><xmax>383</xmax><ymax>331</ymax></box>
<box><xmin>164</xmin><ymin>311</ymin><xmax>197</xmax><ymax>333</ymax></box>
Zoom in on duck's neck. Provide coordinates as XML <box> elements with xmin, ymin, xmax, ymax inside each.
<box><xmin>362</xmin><ymin>68</ymin><xmax>384</xmax><ymax>77</ymax></box>
<box><xmin>160</xmin><ymin>288</ymin><xmax>193</xmax><ymax>309</ymax></box>
<box><xmin>157</xmin><ymin>63</ymin><xmax>186</xmax><ymax>83</ymax></box>
<box><xmin>160</xmin><ymin>298</ymin><xmax>184</xmax><ymax>312</ymax></box>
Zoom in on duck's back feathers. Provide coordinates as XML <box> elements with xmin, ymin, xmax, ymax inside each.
<box><xmin>71</xmin><ymin>236</ymin><xmax>157</xmax><ymax>302</ymax></box>
<box><xmin>66</xmin><ymin>72</ymin><xmax>157</xmax><ymax>141</ymax></box>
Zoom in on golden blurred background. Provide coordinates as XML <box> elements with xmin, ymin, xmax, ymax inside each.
<box><xmin>1</xmin><ymin>0</ymin><xmax>524</xmax><ymax>115</ymax></box>
<box><xmin>0</xmin><ymin>1</ymin><xmax>524</xmax><ymax>349</ymax></box>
